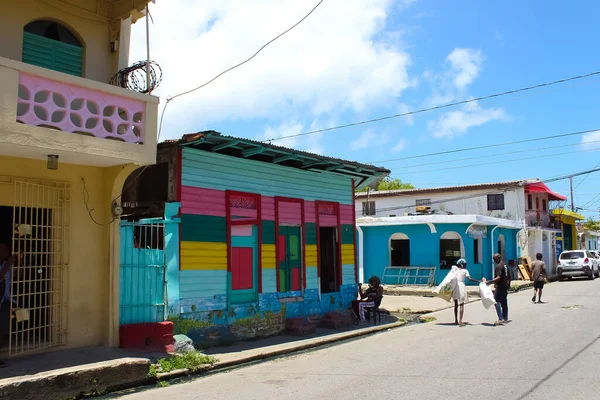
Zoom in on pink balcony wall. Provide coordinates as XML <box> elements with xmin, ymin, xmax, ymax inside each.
<box><xmin>16</xmin><ymin>72</ymin><xmax>145</xmax><ymax>144</ymax></box>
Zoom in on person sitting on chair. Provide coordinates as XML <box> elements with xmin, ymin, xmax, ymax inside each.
<box><xmin>352</xmin><ymin>276</ymin><xmax>383</xmax><ymax>324</ymax></box>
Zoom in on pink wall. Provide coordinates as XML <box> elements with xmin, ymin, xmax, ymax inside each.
<box><xmin>181</xmin><ymin>186</ymin><xmax>225</xmax><ymax>217</ymax></box>
<box><xmin>231</xmin><ymin>225</ymin><xmax>253</xmax><ymax>236</ymax></box>
<box><xmin>339</xmin><ymin>204</ymin><xmax>354</xmax><ymax>225</ymax></box>
<box><xmin>261</xmin><ymin>196</ymin><xmax>275</xmax><ymax>220</ymax></box>
<box><xmin>278</xmin><ymin>202</ymin><xmax>302</xmax><ymax>225</ymax></box>
<box><xmin>319</xmin><ymin>215</ymin><xmax>338</xmax><ymax>227</ymax></box>
<box><xmin>17</xmin><ymin>73</ymin><xmax>146</xmax><ymax>144</ymax></box>
<box><xmin>180</xmin><ymin>187</ymin><xmax>354</xmax><ymax>228</ymax></box>
<box><xmin>304</xmin><ymin>201</ymin><xmax>316</xmax><ymax>223</ymax></box>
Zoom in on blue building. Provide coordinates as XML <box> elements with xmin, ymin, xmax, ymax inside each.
<box><xmin>356</xmin><ymin>215</ymin><xmax>524</xmax><ymax>285</ymax></box>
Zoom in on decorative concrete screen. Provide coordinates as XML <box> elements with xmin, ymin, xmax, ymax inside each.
<box><xmin>16</xmin><ymin>72</ymin><xmax>145</xmax><ymax>144</ymax></box>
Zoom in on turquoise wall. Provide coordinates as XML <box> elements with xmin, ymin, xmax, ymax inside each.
<box><xmin>360</xmin><ymin>223</ymin><xmax>520</xmax><ymax>285</ymax></box>
<box><xmin>181</xmin><ymin>148</ymin><xmax>354</xmax><ymax>204</ymax></box>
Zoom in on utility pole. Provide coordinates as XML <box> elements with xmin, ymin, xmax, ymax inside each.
<box><xmin>570</xmin><ymin>176</ymin><xmax>575</xmax><ymax>212</ymax></box>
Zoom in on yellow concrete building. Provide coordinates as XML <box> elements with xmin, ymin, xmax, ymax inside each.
<box><xmin>0</xmin><ymin>0</ymin><xmax>158</xmax><ymax>356</ymax></box>
<box><xmin>551</xmin><ymin>208</ymin><xmax>585</xmax><ymax>252</ymax></box>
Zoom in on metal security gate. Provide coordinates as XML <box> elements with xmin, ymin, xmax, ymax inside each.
<box><xmin>8</xmin><ymin>178</ymin><xmax>70</xmax><ymax>356</ymax></box>
<box><xmin>120</xmin><ymin>220</ymin><xmax>166</xmax><ymax>325</ymax></box>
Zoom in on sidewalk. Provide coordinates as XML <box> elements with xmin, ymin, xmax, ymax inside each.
<box><xmin>0</xmin><ymin>315</ymin><xmax>405</xmax><ymax>400</ymax></box>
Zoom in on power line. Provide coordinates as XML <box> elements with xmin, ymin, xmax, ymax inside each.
<box><xmin>357</xmin><ymin>166</ymin><xmax>600</xmax><ymax>215</ymax></box>
<box><xmin>265</xmin><ymin>71</ymin><xmax>600</xmax><ymax>143</ymax></box>
<box><xmin>122</xmin><ymin>1</ymin><xmax>325</xmax><ymax>204</ymax></box>
<box><xmin>396</xmin><ymin>146</ymin><xmax>600</xmax><ymax>175</ymax></box>
<box><xmin>385</xmin><ymin>139</ymin><xmax>600</xmax><ymax>169</ymax></box>
<box><xmin>369</xmin><ymin>128</ymin><xmax>600</xmax><ymax>164</ymax></box>
<box><xmin>158</xmin><ymin>0</ymin><xmax>324</xmax><ymax>142</ymax></box>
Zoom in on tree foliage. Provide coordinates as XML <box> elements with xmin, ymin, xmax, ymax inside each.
<box><xmin>583</xmin><ymin>219</ymin><xmax>600</xmax><ymax>232</ymax></box>
<box><xmin>358</xmin><ymin>177</ymin><xmax>414</xmax><ymax>192</ymax></box>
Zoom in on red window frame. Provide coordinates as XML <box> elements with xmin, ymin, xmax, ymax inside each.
<box><xmin>274</xmin><ymin>196</ymin><xmax>306</xmax><ymax>292</ymax></box>
<box><xmin>225</xmin><ymin>190</ymin><xmax>262</xmax><ymax>292</ymax></box>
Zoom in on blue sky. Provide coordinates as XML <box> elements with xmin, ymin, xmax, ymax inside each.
<box><xmin>130</xmin><ymin>0</ymin><xmax>600</xmax><ymax>218</ymax></box>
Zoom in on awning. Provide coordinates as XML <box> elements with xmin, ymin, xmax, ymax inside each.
<box><xmin>552</xmin><ymin>208</ymin><xmax>585</xmax><ymax>221</ymax></box>
<box><xmin>525</xmin><ymin>182</ymin><xmax>567</xmax><ymax>201</ymax></box>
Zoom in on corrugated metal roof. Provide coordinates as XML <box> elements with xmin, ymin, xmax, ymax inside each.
<box><xmin>177</xmin><ymin>131</ymin><xmax>389</xmax><ymax>172</ymax></box>
<box><xmin>355</xmin><ymin>179</ymin><xmax>535</xmax><ymax>198</ymax></box>
<box><xmin>158</xmin><ymin>131</ymin><xmax>390</xmax><ymax>188</ymax></box>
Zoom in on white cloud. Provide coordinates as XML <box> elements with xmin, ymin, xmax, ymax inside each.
<box><xmin>393</xmin><ymin>139</ymin><xmax>408</xmax><ymax>152</ymax></box>
<box><xmin>398</xmin><ymin>103</ymin><xmax>414</xmax><ymax>125</ymax></box>
<box><xmin>350</xmin><ymin>130</ymin><xmax>377</xmax><ymax>151</ymax></box>
<box><xmin>429</xmin><ymin>102</ymin><xmax>506</xmax><ymax>139</ymax></box>
<box><xmin>581</xmin><ymin>130</ymin><xmax>600</xmax><ymax>150</ymax></box>
<box><xmin>259</xmin><ymin>121</ymin><xmax>303</xmax><ymax>148</ymax></box>
<box><xmin>446</xmin><ymin>48</ymin><xmax>484</xmax><ymax>90</ymax></box>
<box><xmin>131</xmin><ymin>0</ymin><xmax>413</xmax><ymax>141</ymax></box>
<box><xmin>424</xmin><ymin>48</ymin><xmax>506</xmax><ymax>139</ymax></box>
<box><xmin>349</xmin><ymin>129</ymin><xmax>390</xmax><ymax>151</ymax></box>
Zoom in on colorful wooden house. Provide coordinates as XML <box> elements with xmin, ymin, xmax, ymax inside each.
<box><xmin>121</xmin><ymin>131</ymin><xmax>388</xmax><ymax>345</ymax></box>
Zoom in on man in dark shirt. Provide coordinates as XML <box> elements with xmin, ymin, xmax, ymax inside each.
<box><xmin>531</xmin><ymin>253</ymin><xmax>547</xmax><ymax>304</ymax></box>
<box><xmin>484</xmin><ymin>253</ymin><xmax>509</xmax><ymax>325</ymax></box>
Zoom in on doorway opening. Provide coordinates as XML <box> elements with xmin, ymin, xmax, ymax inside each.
<box><xmin>1</xmin><ymin>205</ymin><xmax>54</xmax><ymax>353</ymax></box>
<box><xmin>390</xmin><ymin>233</ymin><xmax>410</xmax><ymax>266</ymax></box>
<box><xmin>440</xmin><ymin>231</ymin><xmax>464</xmax><ymax>269</ymax></box>
<box><xmin>0</xmin><ymin>178</ymin><xmax>70</xmax><ymax>356</ymax></box>
<box><xmin>319</xmin><ymin>227</ymin><xmax>339</xmax><ymax>293</ymax></box>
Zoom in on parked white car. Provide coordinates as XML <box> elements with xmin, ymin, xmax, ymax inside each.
<box><xmin>557</xmin><ymin>250</ymin><xmax>599</xmax><ymax>280</ymax></box>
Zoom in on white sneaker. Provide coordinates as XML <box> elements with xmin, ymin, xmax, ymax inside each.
<box><xmin>494</xmin><ymin>320</ymin><xmax>504</xmax><ymax>326</ymax></box>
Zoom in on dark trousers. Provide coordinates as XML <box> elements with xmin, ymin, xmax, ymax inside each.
<box><xmin>494</xmin><ymin>289</ymin><xmax>508</xmax><ymax>321</ymax></box>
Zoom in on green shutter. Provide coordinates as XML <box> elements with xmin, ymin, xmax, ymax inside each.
<box><xmin>22</xmin><ymin>32</ymin><xmax>83</xmax><ymax>77</ymax></box>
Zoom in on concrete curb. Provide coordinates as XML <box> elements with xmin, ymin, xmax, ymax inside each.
<box><xmin>0</xmin><ymin>358</ymin><xmax>152</xmax><ymax>400</ymax></box>
<box><xmin>383</xmin><ymin>281</ymin><xmax>536</xmax><ymax>298</ymax></box>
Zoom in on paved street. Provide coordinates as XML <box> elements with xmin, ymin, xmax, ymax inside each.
<box><xmin>118</xmin><ymin>280</ymin><xmax>600</xmax><ymax>400</ymax></box>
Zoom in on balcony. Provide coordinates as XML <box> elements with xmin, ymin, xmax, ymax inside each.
<box><xmin>0</xmin><ymin>56</ymin><xmax>158</xmax><ymax>167</ymax></box>
<box><xmin>525</xmin><ymin>209</ymin><xmax>551</xmax><ymax>228</ymax></box>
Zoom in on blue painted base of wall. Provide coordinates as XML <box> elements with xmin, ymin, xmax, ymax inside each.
<box><xmin>169</xmin><ymin>284</ymin><xmax>358</xmax><ymax>347</ymax></box>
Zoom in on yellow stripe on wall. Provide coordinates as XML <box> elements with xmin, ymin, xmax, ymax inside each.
<box><xmin>305</xmin><ymin>244</ymin><xmax>318</xmax><ymax>267</ymax></box>
<box><xmin>341</xmin><ymin>244</ymin><xmax>355</xmax><ymax>266</ymax></box>
<box><xmin>181</xmin><ymin>241</ymin><xmax>227</xmax><ymax>271</ymax></box>
<box><xmin>262</xmin><ymin>244</ymin><xmax>276</xmax><ymax>269</ymax></box>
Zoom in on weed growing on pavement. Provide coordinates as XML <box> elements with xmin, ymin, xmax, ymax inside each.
<box><xmin>561</xmin><ymin>304</ymin><xmax>584</xmax><ymax>310</ymax></box>
<box><xmin>419</xmin><ymin>316</ymin><xmax>436</xmax><ymax>323</ymax></box>
<box><xmin>158</xmin><ymin>381</ymin><xmax>169</xmax><ymax>388</ymax></box>
<box><xmin>148</xmin><ymin>351</ymin><xmax>217</xmax><ymax>377</ymax></box>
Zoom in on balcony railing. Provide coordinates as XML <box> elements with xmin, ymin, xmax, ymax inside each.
<box><xmin>0</xmin><ymin>56</ymin><xmax>158</xmax><ymax>166</ymax></box>
<box><xmin>525</xmin><ymin>209</ymin><xmax>551</xmax><ymax>228</ymax></box>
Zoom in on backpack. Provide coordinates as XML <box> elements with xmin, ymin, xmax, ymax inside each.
<box><xmin>502</xmin><ymin>265</ymin><xmax>511</xmax><ymax>290</ymax></box>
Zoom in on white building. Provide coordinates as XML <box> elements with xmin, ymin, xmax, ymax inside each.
<box><xmin>355</xmin><ymin>180</ymin><xmax>571</xmax><ymax>276</ymax></box>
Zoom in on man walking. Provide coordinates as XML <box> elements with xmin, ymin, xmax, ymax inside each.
<box><xmin>531</xmin><ymin>253</ymin><xmax>547</xmax><ymax>304</ymax></box>
<box><xmin>484</xmin><ymin>253</ymin><xmax>510</xmax><ymax>325</ymax></box>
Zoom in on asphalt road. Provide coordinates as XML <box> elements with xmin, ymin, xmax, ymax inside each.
<box><xmin>118</xmin><ymin>279</ymin><xmax>600</xmax><ymax>400</ymax></box>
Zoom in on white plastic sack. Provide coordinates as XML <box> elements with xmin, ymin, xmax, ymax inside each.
<box><xmin>479</xmin><ymin>282</ymin><xmax>496</xmax><ymax>310</ymax></box>
<box><xmin>433</xmin><ymin>266</ymin><xmax>458</xmax><ymax>303</ymax></box>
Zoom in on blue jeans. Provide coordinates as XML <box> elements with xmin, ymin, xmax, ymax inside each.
<box><xmin>494</xmin><ymin>289</ymin><xmax>508</xmax><ymax>321</ymax></box>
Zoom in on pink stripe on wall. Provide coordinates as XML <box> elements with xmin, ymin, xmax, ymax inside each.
<box><xmin>231</xmin><ymin>225</ymin><xmax>253</xmax><ymax>236</ymax></box>
<box><xmin>339</xmin><ymin>204</ymin><xmax>354</xmax><ymax>225</ymax></box>
<box><xmin>319</xmin><ymin>215</ymin><xmax>337</xmax><ymax>227</ymax></box>
<box><xmin>231</xmin><ymin>207</ymin><xmax>257</xmax><ymax>219</ymax></box>
<box><xmin>304</xmin><ymin>201</ymin><xmax>316</xmax><ymax>223</ymax></box>
<box><xmin>181</xmin><ymin>186</ymin><xmax>225</xmax><ymax>216</ymax></box>
<box><xmin>261</xmin><ymin>197</ymin><xmax>275</xmax><ymax>221</ymax></box>
<box><xmin>278</xmin><ymin>202</ymin><xmax>302</xmax><ymax>225</ymax></box>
